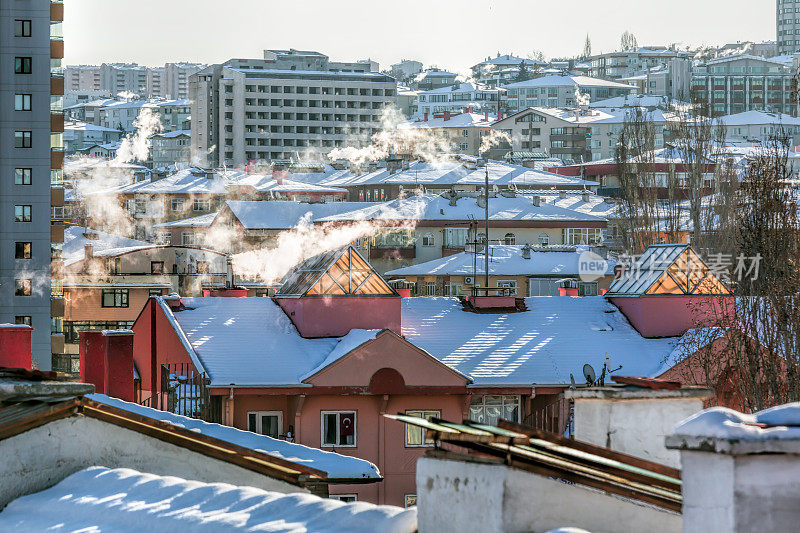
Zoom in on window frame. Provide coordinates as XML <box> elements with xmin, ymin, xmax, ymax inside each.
<box><xmin>192</xmin><ymin>198</ymin><xmax>211</xmax><ymax>212</ymax></box>
<box><xmin>321</xmin><ymin>410</ymin><xmax>357</xmax><ymax>448</ymax></box>
<box><xmin>15</xmin><ymin>242</ymin><xmax>32</xmax><ymax>259</ymax></box>
<box><xmin>503</xmin><ymin>232</ymin><xmax>516</xmax><ymax>245</ymax></box>
<box><xmin>468</xmin><ymin>395</ymin><xmax>521</xmax><ymax>426</ymax></box>
<box><xmin>497</xmin><ymin>279</ymin><xmax>518</xmax><ymax>296</ymax></box>
<box><xmin>101</xmin><ymin>288</ymin><xmax>129</xmax><ymax>308</ymax></box>
<box><xmin>405</xmin><ymin>410</ymin><xmax>440</xmax><ymax>447</ymax></box>
<box><xmin>14</xmin><ymin>57</ymin><xmax>32</xmax><ymax>74</ymax></box>
<box><xmin>15</xmin><ymin>316</ymin><xmax>32</xmax><ymax>326</ymax></box>
<box><xmin>15</xmin><ymin>279</ymin><xmax>32</xmax><ymax>296</ymax></box>
<box><xmin>150</xmin><ymin>261</ymin><xmax>165</xmax><ymax>274</ymax></box>
<box><xmin>170</xmin><ymin>198</ymin><xmax>185</xmax><ymax>211</ymax></box>
<box><xmin>247</xmin><ymin>410</ymin><xmax>283</xmax><ymax>438</ymax></box>
<box><xmin>14</xmin><ymin>19</ymin><xmax>32</xmax><ymax>37</ymax></box>
<box><xmin>14</xmin><ymin>94</ymin><xmax>32</xmax><ymax>111</ymax></box>
<box><xmin>330</xmin><ymin>494</ymin><xmax>358</xmax><ymax>503</ymax></box>
<box><xmin>404</xmin><ymin>494</ymin><xmax>418</xmax><ymax>508</ymax></box>
<box><xmin>421</xmin><ymin>232</ymin><xmax>435</xmax><ymax>247</ymax></box>
<box><xmin>14</xmin><ymin>205</ymin><xmax>32</xmax><ymax>222</ymax></box>
<box><xmin>15</xmin><ymin>168</ymin><xmax>32</xmax><ymax>185</ymax></box>
<box><xmin>14</xmin><ymin>131</ymin><xmax>32</xmax><ymax>148</ymax></box>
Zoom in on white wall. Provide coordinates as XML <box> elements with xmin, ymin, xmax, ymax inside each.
<box><xmin>571</xmin><ymin>396</ymin><xmax>706</xmax><ymax>467</ymax></box>
<box><xmin>416</xmin><ymin>456</ymin><xmax>681</xmax><ymax>533</ymax></box>
<box><xmin>0</xmin><ymin>416</ymin><xmax>305</xmax><ymax>509</ymax></box>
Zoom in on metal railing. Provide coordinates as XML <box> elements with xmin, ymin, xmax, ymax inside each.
<box><xmin>525</xmin><ymin>395</ymin><xmax>574</xmax><ymax>438</ymax></box>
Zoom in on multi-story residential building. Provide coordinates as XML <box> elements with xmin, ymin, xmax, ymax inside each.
<box><xmin>492</xmin><ymin>107</ymin><xmax>617</xmax><ymax>163</ymax></box>
<box><xmin>502</xmin><ymin>75</ymin><xmax>637</xmax><ymax>112</ymax></box>
<box><xmin>146</xmin><ymin>66</ymin><xmax>165</xmax><ymax>98</ymax></box>
<box><xmin>411</xmin><ymin>69</ymin><xmax>458</xmax><ymax>91</ymax></box>
<box><xmin>163</xmin><ymin>62</ymin><xmax>204</xmax><ymax>99</ymax></box>
<box><xmin>778</xmin><ymin>0</ymin><xmax>800</xmax><ymax>55</ymax></box>
<box><xmin>156</xmin><ymin>98</ymin><xmax>191</xmax><ymax>131</ymax></box>
<box><xmin>616</xmin><ymin>58</ymin><xmax>692</xmax><ymax>101</ymax></box>
<box><xmin>715</xmin><ymin>110</ymin><xmax>800</xmax><ymax>143</ymax></box>
<box><xmin>96</xmin><ymin>99</ymin><xmax>159</xmax><ymax>132</ymax></box>
<box><xmin>414</xmin><ymin>82</ymin><xmax>503</xmax><ymax>119</ymax></box>
<box><xmin>65</xmin><ymin>64</ymin><xmax>100</xmax><ymax>91</ymax></box>
<box><xmin>403</xmin><ymin>112</ymin><xmax>495</xmax><ymax>156</ymax></box>
<box><xmin>395</xmin><ymin>85</ymin><xmax>418</xmax><ymax>118</ymax></box>
<box><xmin>149</xmin><ymin>130</ymin><xmax>191</xmax><ymax>168</ymax></box>
<box><xmin>0</xmin><ymin>0</ymin><xmax>65</xmax><ymax>370</ymax></box>
<box><xmin>471</xmin><ymin>54</ymin><xmax>547</xmax><ymax>88</ymax></box>
<box><xmin>588</xmin><ymin>48</ymin><xmax>689</xmax><ymax>80</ymax></box>
<box><xmin>62</xmin><ymin>89</ymin><xmax>110</xmax><ymax>108</ymax></box>
<box><xmin>586</xmin><ymin>108</ymin><xmax>680</xmax><ymax>161</ymax></box>
<box><xmin>100</xmin><ymin>63</ymin><xmax>148</xmax><ymax>97</ymax></box>
<box><xmin>63</xmin><ymin>121</ymin><xmax>123</xmax><ymax>152</ymax></box>
<box><xmin>690</xmin><ymin>54</ymin><xmax>797</xmax><ymax>116</ymax></box>
<box><xmin>388</xmin><ymin>59</ymin><xmax>423</xmax><ymax>83</ymax></box>
<box><xmin>190</xmin><ymin>49</ymin><xmax>396</xmax><ymax>168</ymax></box>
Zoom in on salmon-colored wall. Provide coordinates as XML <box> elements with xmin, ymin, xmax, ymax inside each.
<box><xmin>306</xmin><ymin>331</ymin><xmax>466</xmax><ymax>388</ymax></box>
<box><xmin>66</xmin><ymin>288</ymin><xmax>154</xmax><ymax>322</ymax></box>
<box><xmin>608</xmin><ymin>295</ymin><xmax>734</xmax><ymax>338</ymax></box>
<box><xmin>276</xmin><ymin>297</ymin><xmax>401</xmax><ymax>338</ymax></box>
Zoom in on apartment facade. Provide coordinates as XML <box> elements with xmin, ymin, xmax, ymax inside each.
<box><xmin>0</xmin><ymin>0</ymin><xmax>65</xmax><ymax>370</ymax></box>
<box><xmin>190</xmin><ymin>50</ymin><xmax>396</xmax><ymax>168</ymax></box>
<box><xmin>66</xmin><ymin>62</ymin><xmax>204</xmax><ymax>99</ymax></box>
<box><xmin>778</xmin><ymin>0</ymin><xmax>800</xmax><ymax>55</ymax></box>
<box><xmin>65</xmin><ymin>64</ymin><xmax>100</xmax><ymax>91</ymax></box>
<box><xmin>502</xmin><ymin>75</ymin><xmax>637</xmax><ymax>112</ymax></box>
<box><xmin>690</xmin><ymin>54</ymin><xmax>798</xmax><ymax>116</ymax></box>
<box><xmin>414</xmin><ymin>82</ymin><xmax>502</xmax><ymax>119</ymax></box>
<box><xmin>588</xmin><ymin>48</ymin><xmax>689</xmax><ymax>80</ymax></box>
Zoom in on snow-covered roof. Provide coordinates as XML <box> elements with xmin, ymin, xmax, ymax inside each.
<box><xmin>102</xmin><ymin>167</ymin><xmax>244</xmax><ymax>195</ymax></box>
<box><xmin>386</xmin><ymin>245</ymin><xmax>616</xmax><ymax>277</ymax></box>
<box><xmin>502</xmin><ymin>75</ymin><xmax>636</xmax><ymax>90</ymax></box>
<box><xmin>534</xmin><ymin>192</ymin><xmax>620</xmax><ymax>218</ymax></box>
<box><xmin>64</xmin><ymin>121</ymin><xmax>122</xmax><ymax>133</ymax></box>
<box><xmin>316</xmin><ymin>194</ymin><xmax>606</xmax><ymax>224</ymax></box>
<box><xmin>234</xmin><ymin>174</ymin><xmax>347</xmax><ymax>194</ymax></box>
<box><xmin>401</xmin><ymin>297</ymin><xmax>678</xmax><ymax>386</ymax></box>
<box><xmin>404</xmin><ymin>112</ymin><xmax>495</xmax><ymax>129</ymax></box>
<box><xmin>414</xmin><ymin>69</ymin><xmax>458</xmax><ymax>82</ymax></box>
<box><xmin>88</xmin><ymin>394</ymin><xmax>380</xmax><ymax>479</ymax></box>
<box><xmin>63</xmin><ymin>226</ymin><xmax>154</xmax><ymax>266</ymax></box>
<box><xmin>0</xmin><ymin>467</ymin><xmax>415</xmax><ymax>532</ymax></box>
<box><xmin>322</xmin><ymin>161</ymin><xmax>598</xmax><ymax>188</ymax></box>
<box><xmin>151</xmin><ymin>129</ymin><xmax>191</xmax><ymax>138</ymax></box>
<box><xmin>418</xmin><ymin>82</ymin><xmax>499</xmax><ymax>95</ymax></box>
<box><xmin>224</xmin><ymin>200</ymin><xmax>376</xmax><ymax>230</ymax></box>
<box><xmin>716</xmin><ymin>110</ymin><xmax>800</xmax><ymax>127</ymax></box>
<box><xmin>474</xmin><ymin>54</ymin><xmax>547</xmax><ymax>68</ymax></box>
<box><xmin>153</xmin><ymin>211</ymin><xmax>218</xmax><ymax>228</ymax></box>
<box><xmin>167</xmin><ymin>296</ymin><xmax>381</xmax><ymax>386</ymax></box>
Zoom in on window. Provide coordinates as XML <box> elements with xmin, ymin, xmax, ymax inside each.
<box><xmin>503</xmin><ymin>233</ymin><xmax>516</xmax><ymax>245</ymax></box>
<box><xmin>15</xmin><ymin>316</ymin><xmax>32</xmax><ymax>326</ymax></box>
<box><xmin>15</xmin><ymin>131</ymin><xmax>32</xmax><ymax>148</ymax></box>
<box><xmin>563</xmin><ymin>228</ymin><xmax>603</xmax><ymax>245</ymax></box>
<box><xmin>150</xmin><ymin>261</ymin><xmax>165</xmax><ymax>274</ymax></box>
<box><xmin>421</xmin><ymin>232</ymin><xmax>435</xmax><ymax>247</ymax></box>
<box><xmin>15</xmin><ymin>279</ymin><xmax>32</xmax><ymax>296</ymax></box>
<box><xmin>149</xmin><ymin>289</ymin><xmax>163</xmax><ymax>297</ymax></box>
<box><xmin>538</xmin><ymin>232</ymin><xmax>550</xmax><ymax>246</ymax></box>
<box><xmin>15</xmin><ymin>168</ymin><xmax>31</xmax><ymax>185</ymax></box>
<box><xmin>425</xmin><ymin>281</ymin><xmax>437</xmax><ymax>296</ymax></box>
<box><xmin>321</xmin><ymin>411</ymin><xmax>356</xmax><ymax>447</ymax></box>
<box><xmin>248</xmin><ymin>411</ymin><xmax>283</xmax><ymax>438</ymax></box>
<box><xmin>14</xmin><ymin>94</ymin><xmax>31</xmax><ymax>111</ymax></box>
<box><xmin>14</xmin><ymin>19</ymin><xmax>32</xmax><ymax>37</ymax></box>
<box><xmin>14</xmin><ymin>205</ymin><xmax>31</xmax><ymax>222</ymax></box>
<box><xmin>405</xmin><ymin>410</ymin><xmax>440</xmax><ymax>446</ymax></box>
<box><xmin>101</xmin><ymin>289</ymin><xmax>129</xmax><ymax>308</ymax></box>
<box><xmin>444</xmin><ymin>282</ymin><xmax>462</xmax><ymax>296</ymax></box>
<box><xmin>497</xmin><ymin>280</ymin><xmax>518</xmax><ymax>295</ymax></box>
<box><xmin>404</xmin><ymin>495</ymin><xmax>418</xmax><ymax>508</ymax></box>
<box><xmin>170</xmin><ymin>198</ymin><xmax>185</xmax><ymax>211</ymax></box>
<box><xmin>193</xmin><ymin>198</ymin><xmax>211</xmax><ymax>212</ymax></box>
<box><xmin>15</xmin><ymin>242</ymin><xmax>31</xmax><ymax>259</ymax></box>
<box><xmin>469</xmin><ymin>395</ymin><xmax>520</xmax><ymax>426</ymax></box>
<box><xmin>181</xmin><ymin>232</ymin><xmax>198</xmax><ymax>246</ymax></box>
<box><xmin>14</xmin><ymin>57</ymin><xmax>32</xmax><ymax>74</ymax></box>
<box><xmin>330</xmin><ymin>495</ymin><xmax>357</xmax><ymax>503</ymax></box>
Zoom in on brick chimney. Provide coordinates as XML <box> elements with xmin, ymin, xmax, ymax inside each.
<box><xmin>84</xmin><ymin>243</ymin><xmax>93</xmax><ymax>260</ymax></box>
<box><xmin>79</xmin><ymin>329</ymin><xmax>135</xmax><ymax>402</ymax></box>
<box><xmin>444</xmin><ymin>110</ymin><xmax>451</xmax><ymax>121</ymax></box>
<box><xmin>0</xmin><ymin>324</ymin><xmax>32</xmax><ymax>369</ymax></box>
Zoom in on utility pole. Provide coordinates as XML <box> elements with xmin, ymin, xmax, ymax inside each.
<box><xmin>484</xmin><ymin>162</ymin><xmax>490</xmax><ymax>291</ymax></box>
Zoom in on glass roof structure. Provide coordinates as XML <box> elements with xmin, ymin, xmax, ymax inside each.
<box><xmin>606</xmin><ymin>244</ymin><xmax>731</xmax><ymax>297</ymax></box>
<box><xmin>276</xmin><ymin>246</ymin><xmax>397</xmax><ymax>297</ymax></box>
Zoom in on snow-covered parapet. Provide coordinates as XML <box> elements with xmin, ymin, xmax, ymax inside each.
<box><xmin>0</xmin><ymin>467</ymin><xmax>416</xmax><ymax>533</ymax></box>
<box><xmin>667</xmin><ymin>403</ymin><xmax>800</xmax><ymax>533</ymax></box>
<box><xmin>666</xmin><ymin>403</ymin><xmax>800</xmax><ymax>454</ymax></box>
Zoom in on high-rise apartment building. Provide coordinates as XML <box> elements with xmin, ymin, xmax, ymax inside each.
<box><xmin>65</xmin><ymin>62</ymin><xmax>205</xmax><ymax>99</ymax></box>
<box><xmin>0</xmin><ymin>0</ymin><xmax>65</xmax><ymax>370</ymax></box>
<box><xmin>190</xmin><ymin>49</ymin><xmax>396</xmax><ymax>168</ymax></box>
<box><xmin>777</xmin><ymin>0</ymin><xmax>800</xmax><ymax>55</ymax></box>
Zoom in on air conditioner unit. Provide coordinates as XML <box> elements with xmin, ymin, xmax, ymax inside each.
<box><xmin>464</xmin><ymin>276</ymin><xmax>474</xmax><ymax>285</ymax></box>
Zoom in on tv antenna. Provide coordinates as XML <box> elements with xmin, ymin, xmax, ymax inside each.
<box><xmin>582</xmin><ymin>354</ymin><xmax>622</xmax><ymax>386</ymax></box>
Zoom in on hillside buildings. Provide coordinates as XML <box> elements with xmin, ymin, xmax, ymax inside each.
<box><xmin>0</xmin><ymin>0</ymin><xmax>65</xmax><ymax>370</ymax></box>
<box><xmin>502</xmin><ymin>75</ymin><xmax>637</xmax><ymax>112</ymax></box>
<box><xmin>414</xmin><ymin>82</ymin><xmax>503</xmax><ymax>119</ymax></box>
<box><xmin>65</xmin><ymin>62</ymin><xmax>205</xmax><ymax>99</ymax></box>
<box><xmin>190</xmin><ymin>49</ymin><xmax>396</xmax><ymax>168</ymax></box>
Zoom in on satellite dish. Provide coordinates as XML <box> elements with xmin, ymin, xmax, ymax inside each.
<box><xmin>583</xmin><ymin>364</ymin><xmax>597</xmax><ymax>386</ymax></box>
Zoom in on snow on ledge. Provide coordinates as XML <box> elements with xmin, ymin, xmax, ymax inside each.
<box><xmin>88</xmin><ymin>394</ymin><xmax>380</xmax><ymax>480</ymax></box>
<box><xmin>666</xmin><ymin>403</ymin><xmax>800</xmax><ymax>454</ymax></box>
<box><xmin>0</xmin><ymin>467</ymin><xmax>416</xmax><ymax>533</ymax></box>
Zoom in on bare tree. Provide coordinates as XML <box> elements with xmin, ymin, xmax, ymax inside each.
<box><xmin>620</xmin><ymin>31</ymin><xmax>638</xmax><ymax>52</ymax></box>
<box><xmin>527</xmin><ymin>50</ymin><xmax>545</xmax><ymax>62</ymax></box>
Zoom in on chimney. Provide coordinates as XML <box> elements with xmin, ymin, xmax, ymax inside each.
<box><xmin>272</xmin><ymin>169</ymin><xmax>288</xmax><ymax>185</ymax></box>
<box><xmin>0</xmin><ymin>324</ymin><xmax>32</xmax><ymax>369</ymax></box>
<box><xmin>444</xmin><ymin>110</ymin><xmax>451</xmax><ymax>121</ymax></box>
<box><xmin>521</xmin><ymin>244</ymin><xmax>532</xmax><ymax>259</ymax></box>
<box><xmin>484</xmin><ymin>111</ymin><xmax>489</xmax><ymax>122</ymax></box>
<box><xmin>581</xmin><ymin>191</ymin><xmax>591</xmax><ymax>202</ymax></box>
<box><xmin>79</xmin><ymin>329</ymin><xmax>135</xmax><ymax>402</ymax></box>
<box><xmin>559</xmin><ymin>190</ymin><xmax>567</xmax><ymax>199</ymax></box>
<box><xmin>424</xmin><ymin>112</ymin><xmax>429</xmax><ymax>121</ymax></box>
<box><xmin>84</xmin><ymin>243</ymin><xmax>94</xmax><ymax>260</ymax></box>
<box><xmin>162</xmin><ymin>293</ymin><xmax>184</xmax><ymax>310</ymax></box>
<box><xmin>532</xmin><ymin>196</ymin><xmax>541</xmax><ymax>207</ymax></box>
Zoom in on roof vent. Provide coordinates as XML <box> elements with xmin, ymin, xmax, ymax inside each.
<box><xmin>532</xmin><ymin>196</ymin><xmax>541</xmax><ymax>207</ymax></box>
<box><xmin>521</xmin><ymin>244</ymin><xmax>532</xmax><ymax>259</ymax></box>
<box><xmin>559</xmin><ymin>190</ymin><xmax>567</xmax><ymax>199</ymax></box>
<box><xmin>581</xmin><ymin>192</ymin><xmax>590</xmax><ymax>202</ymax></box>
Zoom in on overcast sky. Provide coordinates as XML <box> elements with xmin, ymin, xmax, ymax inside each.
<box><xmin>64</xmin><ymin>0</ymin><xmax>774</xmax><ymax>74</ymax></box>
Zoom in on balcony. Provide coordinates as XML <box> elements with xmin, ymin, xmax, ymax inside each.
<box><xmin>50</xmin><ymin>77</ymin><xmax>64</xmax><ymax>95</ymax></box>
<box><xmin>50</xmin><ymin>1</ymin><xmax>63</xmax><ymax>22</ymax></box>
<box><xmin>51</xmin><ymin>297</ymin><xmax>65</xmax><ymax>317</ymax></box>
<box><xmin>51</xmin><ymin>187</ymin><xmax>64</xmax><ymax>207</ymax></box>
<box><xmin>550</xmin><ymin>133</ymin><xmax>587</xmax><ymax>142</ymax></box>
<box><xmin>51</xmin><ymin>113</ymin><xmax>64</xmax><ymax>132</ymax></box>
<box><xmin>50</xmin><ymin>40</ymin><xmax>63</xmax><ymax>59</ymax></box>
<box><xmin>50</xmin><ymin>223</ymin><xmax>64</xmax><ymax>243</ymax></box>
<box><xmin>51</xmin><ymin>334</ymin><xmax>65</xmax><ymax>355</ymax></box>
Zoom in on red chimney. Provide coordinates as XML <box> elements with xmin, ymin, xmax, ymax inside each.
<box><xmin>162</xmin><ymin>293</ymin><xmax>184</xmax><ymax>311</ymax></box>
<box><xmin>444</xmin><ymin>110</ymin><xmax>451</xmax><ymax>121</ymax></box>
<box><xmin>79</xmin><ymin>329</ymin><xmax>135</xmax><ymax>402</ymax></box>
<box><xmin>0</xmin><ymin>324</ymin><xmax>32</xmax><ymax>369</ymax></box>
<box><xmin>484</xmin><ymin>111</ymin><xmax>489</xmax><ymax>122</ymax></box>
<box><xmin>424</xmin><ymin>112</ymin><xmax>428</xmax><ymax>121</ymax></box>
